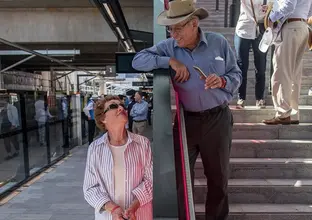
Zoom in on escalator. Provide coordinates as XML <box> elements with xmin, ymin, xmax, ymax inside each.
<box><xmin>152</xmin><ymin>69</ymin><xmax>195</xmax><ymax>220</ymax></box>
<box><xmin>115</xmin><ymin>50</ymin><xmax>195</xmax><ymax>218</ymax></box>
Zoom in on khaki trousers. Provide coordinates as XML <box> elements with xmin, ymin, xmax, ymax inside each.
<box><xmin>132</xmin><ymin>120</ymin><xmax>147</xmax><ymax>135</ymax></box>
<box><xmin>271</xmin><ymin>21</ymin><xmax>309</xmax><ymax>120</ymax></box>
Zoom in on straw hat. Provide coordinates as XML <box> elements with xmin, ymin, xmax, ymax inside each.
<box><xmin>264</xmin><ymin>2</ymin><xmax>274</xmax><ymax>29</ymax></box>
<box><xmin>157</xmin><ymin>0</ymin><xmax>209</xmax><ymax>26</ymax></box>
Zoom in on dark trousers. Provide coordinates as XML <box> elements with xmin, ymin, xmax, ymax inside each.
<box><xmin>128</xmin><ymin>117</ymin><xmax>133</xmax><ymax>132</ymax></box>
<box><xmin>2</xmin><ymin>126</ymin><xmax>19</xmax><ymax>154</ymax></box>
<box><xmin>234</xmin><ymin>33</ymin><xmax>267</xmax><ymax>100</ymax></box>
<box><xmin>4</xmin><ymin>133</ymin><xmax>20</xmax><ymax>154</ymax></box>
<box><xmin>173</xmin><ymin>105</ymin><xmax>233</xmax><ymax>220</ymax></box>
<box><xmin>88</xmin><ymin>120</ymin><xmax>96</xmax><ymax>145</ymax></box>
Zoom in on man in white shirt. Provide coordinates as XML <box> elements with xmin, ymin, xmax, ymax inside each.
<box><xmin>263</xmin><ymin>0</ymin><xmax>312</xmax><ymax>125</ymax></box>
<box><xmin>35</xmin><ymin>94</ymin><xmax>53</xmax><ymax>146</ymax></box>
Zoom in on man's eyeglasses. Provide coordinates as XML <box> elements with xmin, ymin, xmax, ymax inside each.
<box><xmin>166</xmin><ymin>18</ymin><xmax>193</xmax><ymax>34</ymax></box>
<box><xmin>103</xmin><ymin>103</ymin><xmax>125</xmax><ymax>114</ymax></box>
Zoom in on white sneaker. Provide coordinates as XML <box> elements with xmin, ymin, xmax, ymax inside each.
<box><xmin>236</xmin><ymin>99</ymin><xmax>244</xmax><ymax>109</ymax></box>
<box><xmin>308</xmin><ymin>88</ymin><xmax>312</xmax><ymax>96</ymax></box>
<box><xmin>256</xmin><ymin>99</ymin><xmax>266</xmax><ymax>109</ymax></box>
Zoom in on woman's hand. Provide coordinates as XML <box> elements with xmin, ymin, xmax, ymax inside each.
<box><xmin>123</xmin><ymin>200</ymin><xmax>140</xmax><ymax>220</ymax></box>
<box><xmin>112</xmin><ymin>207</ymin><xmax>124</xmax><ymax>220</ymax></box>
<box><xmin>261</xmin><ymin>4</ymin><xmax>268</xmax><ymax>13</ymax></box>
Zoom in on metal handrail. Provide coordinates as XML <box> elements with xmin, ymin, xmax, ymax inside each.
<box><xmin>175</xmin><ymin>92</ymin><xmax>196</xmax><ymax>220</ymax></box>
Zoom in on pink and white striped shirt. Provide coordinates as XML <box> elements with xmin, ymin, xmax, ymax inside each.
<box><xmin>83</xmin><ymin>131</ymin><xmax>153</xmax><ymax>220</ymax></box>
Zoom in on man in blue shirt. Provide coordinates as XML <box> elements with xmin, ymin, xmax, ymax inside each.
<box><xmin>130</xmin><ymin>91</ymin><xmax>148</xmax><ymax>135</ymax></box>
<box><xmin>83</xmin><ymin>94</ymin><xmax>97</xmax><ymax>145</ymax></box>
<box><xmin>132</xmin><ymin>1</ymin><xmax>242</xmax><ymax>219</ymax></box>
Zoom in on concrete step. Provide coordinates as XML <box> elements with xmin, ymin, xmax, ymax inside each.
<box><xmin>194</xmin><ymin>178</ymin><xmax>312</xmax><ymax>204</ymax></box>
<box><xmin>195</xmin><ymin>203</ymin><xmax>312</xmax><ymax>220</ymax></box>
<box><xmin>230</xmin><ymin>95</ymin><xmax>312</xmax><ymax>106</ymax></box>
<box><xmin>232</xmin><ymin>123</ymin><xmax>312</xmax><ymax>140</ymax></box>
<box><xmin>230</xmin><ymin>139</ymin><xmax>312</xmax><ymax>158</ymax></box>
<box><xmin>171</xmin><ymin>105</ymin><xmax>312</xmax><ymax>123</ymax></box>
<box><xmin>229</xmin><ymin>106</ymin><xmax>312</xmax><ymax>123</ymax></box>
<box><xmin>195</xmin><ymin>158</ymin><xmax>312</xmax><ymax>179</ymax></box>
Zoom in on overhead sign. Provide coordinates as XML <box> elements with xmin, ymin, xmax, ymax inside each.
<box><xmin>132</xmin><ymin>81</ymin><xmax>153</xmax><ymax>87</ymax></box>
<box><xmin>1</xmin><ymin>71</ymin><xmax>43</xmax><ymax>91</ymax></box>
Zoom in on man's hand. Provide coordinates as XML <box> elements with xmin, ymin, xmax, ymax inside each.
<box><xmin>202</xmin><ymin>74</ymin><xmax>223</xmax><ymax>89</ymax></box>
<box><xmin>308</xmin><ymin>16</ymin><xmax>312</xmax><ymax>25</ymax></box>
<box><xmin>267</xmin><ymin>16</ymin><xmax>275</xmax><ymax>29</ymax></box>
<box><xmin>123</xmin><ymin>199</ymin><xmax>140</xmax><ymax>220</ymax></box>
<box><xmin>169</xmin><ymin>58</ymin><xmax>190</xmax><ymax>83</ymax></box>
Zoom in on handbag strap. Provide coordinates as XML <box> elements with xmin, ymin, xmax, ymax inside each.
<box><xmin>250</xmin><ymin>0</ymin><xmax>258</xmax><ymax>25</ymax></box>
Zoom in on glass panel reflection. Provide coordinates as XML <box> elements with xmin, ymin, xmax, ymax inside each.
<box><xmin>0</xmin><ymin>92</ymin><xmax>24</xmax><ymax>193</ymax></box>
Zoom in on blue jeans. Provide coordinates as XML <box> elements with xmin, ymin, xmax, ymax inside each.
<box><xmin>234</xmin><ymin>33</ymin><xmax>267</xmax><ymax>100</ymax></box>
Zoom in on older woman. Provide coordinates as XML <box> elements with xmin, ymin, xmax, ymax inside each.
<box><xmin>83</xmin><ymin>95</ymin><xmax>153</xmax><ymax>220</ymax></box>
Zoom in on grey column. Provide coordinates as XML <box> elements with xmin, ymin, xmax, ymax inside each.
<box><xmin>152</xmin><ymin>0</ymin><xmax>179</xmax><ymax>219</ymax></box>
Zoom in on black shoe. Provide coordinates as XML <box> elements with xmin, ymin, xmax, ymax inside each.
<box><xmin>5</xmin><ymin>155</ymin><xmax>13</xmax><ymax>160</ymax></box>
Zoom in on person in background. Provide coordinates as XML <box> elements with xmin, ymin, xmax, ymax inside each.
<box><xmin>83</xmin><ymin>94</ymin><xmax>97</xmax><ymax>145</ymax></box>
<box><xmin>262</xmin><ymin>0</ymin><xmax>312</xmax><ymax>125</ymax></box>
<box><xmin>0</xmin><ymin>94</ymin><xmax>20</xmax><ymax>160</ymax></box>
<box><xmin>147</xmin><ymin>94</ymin><xmax>153</xmax><ymax>126</ymax></box>
<box><xmin>235</xmin><ymin>0</ymin><xmax>273</xmax><ymax>109</ymax></box>
<box><xmin>132</xmin><ymin>0</ymin><xmax>242</xmax><ymax>219</ymax></box>
<box><xmin>83</xmin><ymin>95</ymin><xmax>152</xmax><ymax>220</ymax></box>
<box><xmin>130</xmin><ymin>92</ymin><xmax>148</xmax><ymax>135</ymax></box>
<box><xmin>127</xmin><ymin>95</ymin><xmax>135</xmax><ymax>132</ymax></box>
<box><xmin>35</xmin><ymin>93</ymin><xmax>53</xmax><ymax>147</ymax></box>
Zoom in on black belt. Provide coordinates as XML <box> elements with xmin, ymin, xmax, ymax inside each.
<box><xmin>133</xmin><ymin>120</ymin><xmax>147</xmax><ymax>123</ymax></box>
<box><xmin>185</xmin><ymin>103</ymin><xmax>228</xmax><ymax>116</ymax></box>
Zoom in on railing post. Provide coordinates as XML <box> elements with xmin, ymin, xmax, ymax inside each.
<box><xmin>224</xmin><ymin>0</ymin><xmax>229</xmax><ymax>27</ymax></box>
<box><xmin>216</xmin><ymin>0</ymin><xmax>219</xmax><ymax>11</ymax></box>
<box><xmin>230</xmin><ymin>0</ymin><xmax>240</xmax><ymax>27</ymax></box>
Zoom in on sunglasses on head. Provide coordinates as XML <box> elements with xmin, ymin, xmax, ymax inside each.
<box><xmin>103</xmin><ymin>103</ymin><xmax>125</xmax><ymax>114</ymax></box>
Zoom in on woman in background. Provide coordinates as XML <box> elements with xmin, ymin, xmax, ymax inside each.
<box><xmin>235</xmin><ymin>0</ymin><xmax>273</xmax><ymax>109</ymax></box>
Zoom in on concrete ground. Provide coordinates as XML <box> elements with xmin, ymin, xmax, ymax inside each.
<box><xmin>0</xmin><ymin>125</ymin><xmax>152</xmax><ymax>220</ymax></box>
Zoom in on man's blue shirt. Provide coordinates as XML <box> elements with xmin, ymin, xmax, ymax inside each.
<box><xmin>132</xmin><ymin>28</ymin><xmax>242</xmax><ymax>112</ymax></box>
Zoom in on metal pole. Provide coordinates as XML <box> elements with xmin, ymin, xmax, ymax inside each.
<box><xmin>216</xmin><ymin>0</ymin><xmax>219</xmax><ymax>11</ymax></box>
<box><xmin>0</xmin><ymin>55</ymin><xmax>36</xmax><ymax>73</ymax></box>
<box><xmin>268</xmin><ymin>45</ymin><xmax>275</xmax><ymax>95</ymax></box>
<box><xmin>0</xmin><ymin>37</ymin><xmax>94</xmax><ymax>77</ymax></box>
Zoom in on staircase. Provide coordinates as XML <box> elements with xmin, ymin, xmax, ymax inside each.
<box><xmin>171</xmin><ymin>0</ymin><xmax>312</xmax><ymax>219</ymax></box>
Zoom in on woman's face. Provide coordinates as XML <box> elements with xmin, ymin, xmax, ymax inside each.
<box><xmin>103</xmin><ymin>99</ymin><xmax>127</xmax><ymax>129</ymax></box>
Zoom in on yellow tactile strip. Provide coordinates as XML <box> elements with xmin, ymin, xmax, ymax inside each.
<box><xmin>0</xmin><ymin>154</ymin><xmax>71</xmax><ymax>206</ymax></box>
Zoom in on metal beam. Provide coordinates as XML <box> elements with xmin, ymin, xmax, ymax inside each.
<box><xmin>0</xmin><ymin>50</ymin><xmax>80</xmax><ymax>56</ymax></box>
<box><xmin>0</xmin><ymin>54</ymin><xmax>36</xmax><ymax>73</ymax></box>
<box><xmin>93</xmin><ymin>0</ymin><xmax>136</xmax><ymax>52</ymax></box>
<box><xmin>0</xmin><ymin>37</ymin><xmax>97</xmax><ymax>78</ymax></box>
<box><xmin>79</xmin><ymin>75</ymin><xmax>98</xmax><ymax>85</ymax></box>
